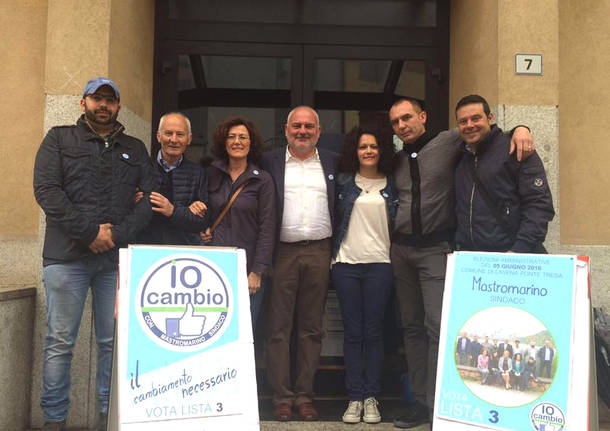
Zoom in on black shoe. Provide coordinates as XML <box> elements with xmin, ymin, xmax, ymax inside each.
<box><xmin>97</xmin><ymin>412</ymin><xmax>108</xmax><ymax>431</ymax></box>
<box><xmin>393</xmin><ymin>402</ymin><xmax>430</xmax><ymax>429</ymax></box>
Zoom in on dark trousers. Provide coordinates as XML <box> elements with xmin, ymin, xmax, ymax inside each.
<box><xmin>541</xmin><ymin>360</ymin><xmax>552</xmax><ymax>378</ymax></box>
<box><xmin>332</xmin><ymin>262</ymin><xmax>393</xmax><ymax>400</ymax></box>
<box><xmin>391</xmin><ymin>241</ymin><xmax>450</xmax><ymax>411</ymax></box>
<box><xmin>522</xmin><ymin>369</ymin><xmax>534</xmax><ymax>390</ymax></box>
<box><xmin>457</xmin><ymin>350</ymin><xmax>469</xmax><ymax>366</ymax></box>
<box><xmin>266</xmin><ymin>239</ymin><xmax>331</xmax><ymax>406</ymax></box>
<box><xmin>249</xmin><ymin>276</ymin><xmax>268</xmax><ymax>337</ymax></box>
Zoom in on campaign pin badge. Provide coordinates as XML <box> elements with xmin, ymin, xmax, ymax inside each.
<box><xmin>411</xmin><ymin>152</ymin><xmax>418</xmax><ymax>159</ymax></box>
<box><xmin>253</xmin><ymin>169</ymin><xmax>260</xmax><ymax>175</ymax></box>
<box><xmin>534</xmin><ymin>178</ymin><xmax>544</xmax><ymax>187</ymax></box>
<box><xmin>328</xmin><ymin>174</ymin><xmax>334</xmax><ymax>180</ymax></box>
<box><xmin>122</xmin><ymin>153</ymin><xmax>130</xmax><ymax>160</ymax></box>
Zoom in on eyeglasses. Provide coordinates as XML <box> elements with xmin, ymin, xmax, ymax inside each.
<box><xmin>226</xmin><ymin>134</ymin><xmax>250</xmax><ymax>143</ymax></box>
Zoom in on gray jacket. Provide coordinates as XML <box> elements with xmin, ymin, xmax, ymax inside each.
<box><xmin>394</xmin><ymin>129</ymin><xmax>461</xmax><ymax>247</ymax></box>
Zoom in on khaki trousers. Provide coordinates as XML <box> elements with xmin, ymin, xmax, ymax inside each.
<box><xmin>266</xmin><ymin>239</ymin><xmax>331</xmax><ymax>406</ymax></box>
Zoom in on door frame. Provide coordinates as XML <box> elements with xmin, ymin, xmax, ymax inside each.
<box><xmin>154</xmin><ymin>40</ymin><xmax>305</xmax><ymax>155</ymax></box>
<box><xmin>155</xmin><ymin>41</ymin><xmax>445</xmax><ymax>144</ymax></box>
<box><xmin>153</xmin><ymin>0</ymin><xmax>450</xmax><ymax>148</ymax></box>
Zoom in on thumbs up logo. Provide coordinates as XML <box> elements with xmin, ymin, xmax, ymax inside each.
<box><xmin>136</xmin><ymin>254</ymin><xmax>233</xmax><ymax>351</ymax></box>
<box><xmin>166</xmin><ymin>303</ymin><xmax>206</xmax><ymax>337</ymax></box>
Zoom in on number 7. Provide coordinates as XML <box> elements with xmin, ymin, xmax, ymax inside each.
<box><xmin>525</xmin><ymin>59</ymin><xmax>533</xmax><ymax>70</ymax></box>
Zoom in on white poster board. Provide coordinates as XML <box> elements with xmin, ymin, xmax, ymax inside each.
<box><xmin>109</xmin><ymin>245</ymin><xmax>259</xmax><ymax>430</ymax></box>
<box><xmin>434</xmin><ymin>252</ymin><xmax>597</xmax><ymax>431</ymax></box>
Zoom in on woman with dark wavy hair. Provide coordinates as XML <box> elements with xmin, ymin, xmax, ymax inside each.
<box><xmin>332</xmin><ymin>128</ymin><xmax>398</xmax><ymax>424</ymax></box>
<box><xmin>189</xmin><ymin>117</ymin><xmax>275</xmax><ymax>332</ymax></box>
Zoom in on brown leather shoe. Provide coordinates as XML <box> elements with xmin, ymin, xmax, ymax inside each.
<box><xmin>297</xmin><ymin>402</ymin><xmax>319</xmax><ymax>421</ymax></box>
<box><xmin>273</xmin><ymin>403</ymin><xmax>292</xmax><ymax>421</ymax></box>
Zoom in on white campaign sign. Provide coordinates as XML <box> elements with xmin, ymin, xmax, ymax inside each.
<box><xmin>433</xmin><ymin>252</ymin><xmax>597</xmax><ymax>431</ymax></box>
<box><xmin>109</xmin><ymin>245</ymin><xmax>259</xmax><ymax>430</ymax></box>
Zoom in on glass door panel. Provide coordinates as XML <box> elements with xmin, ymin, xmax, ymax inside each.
<box><xmin>177</xmin><ymin>54</ymin><xmax>292</xmax><ymax>90</ymax></box>
<box><xmin>305</xmin><ymin>45</ymin><xmax>437</xmax><ymax>155</ymax></box>
<box><xmin>156</xmin><ymin>41</ymin><xmax>302</xmax><ymax>161</ymax></box>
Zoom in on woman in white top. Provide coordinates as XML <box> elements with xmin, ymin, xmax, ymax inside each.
<box><xmin>331</xmin><ymin>129</ymin><xmax>398</xmax><ymax>424</ymax></box>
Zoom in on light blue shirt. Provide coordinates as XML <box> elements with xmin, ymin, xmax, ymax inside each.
<box><xmin>156</xmin><ymin>150</ymin><xmax>183</xmax><ymax>173</ymax></box>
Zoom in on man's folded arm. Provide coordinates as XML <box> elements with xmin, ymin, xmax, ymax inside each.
<box><xmin>111</xmin><ymin>144</ymin><xmax>156</xmax><ymax>245</ymax></box>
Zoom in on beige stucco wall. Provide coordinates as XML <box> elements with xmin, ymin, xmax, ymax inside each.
<box><xmin>497</xmin><ymin>0</ymin><xmax>559</xmax><ymax>106</ymax></box>
<box><xmin>45</xmin><ymin>0</ymin><xmax>154</xmax><ymax>121</ymax></box>
<box><xmin>0</xmin><ymin>1</ymin><xmax>47</xmax><ymax>239</ymax></box>
<box><xmin>559</xmin><ymin>0</ymin><xmax>610</xmax><ymax>244</ymax></box>
<box><xmin>45</xmin><ymin>0</ymin><xmax>111</xmax><ymax>95</ymax></box>
<box><xmin>450</xmin><ymin>0</ymin><xmax>558</xmax><ymax>120</ymax></box>
<box><xmin>109</xmin><ymin>0</ymin><xmax>155</xmax><ymax>121</ymax></box>
<box><xmin>449</xmin><ymin>0</ymin><xmax>499</xmax><ymax>119</ymax></box>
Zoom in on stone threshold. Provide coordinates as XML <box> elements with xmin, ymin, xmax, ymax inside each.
<box><xmin>25</xmin><ymin>423</ymin><xmax>610</xmax><ymax>431</ymax></box>
<box><xmin>0</xmin><ymin>285</ymin><xmax>36</xmax><ymax>301</ymax></box>
<box><xmin>28</xmin><ymin>423</ymin><xmax>428</xmax><ymax>431</ymax></box>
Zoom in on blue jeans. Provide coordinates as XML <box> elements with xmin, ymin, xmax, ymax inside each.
<box><xmin>332</xmin><ymin>262</ymin><xmax>393</xmax><ymax>400</ymax></box>
<box><xmin>40</xmin><ymin>256</ymin><xmax>118</xmax><ymax>422</ymax></box>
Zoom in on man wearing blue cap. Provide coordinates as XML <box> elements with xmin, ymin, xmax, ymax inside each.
<box><xmin>34</xmin><ymin>77</ymin><xmax>156</xmax><ymax>430</ymax></box>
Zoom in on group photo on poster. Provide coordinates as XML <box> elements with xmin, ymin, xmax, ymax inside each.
<box><xmin>454</xmin><ymin>307</ymin><xmax>557</xmax><ymax>408</ymax></box>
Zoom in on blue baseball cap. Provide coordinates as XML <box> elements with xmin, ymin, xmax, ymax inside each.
<box><xmin>82</xmin><ymin>77</ymin><xmax>120</xmax><ymax>100</ymax></box>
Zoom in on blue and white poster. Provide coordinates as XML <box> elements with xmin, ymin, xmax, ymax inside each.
<box><xmin>111</xmin><ymin>245</ymin><xmax>259</xmax><ymax>431</ymax></box>
<box><xmin>434</xmin><ymin>252</ymin><xmax>589</xmax><ymax>431</ymax></box>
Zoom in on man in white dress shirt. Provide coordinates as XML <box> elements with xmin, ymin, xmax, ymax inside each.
<box><xmin>262</xmin><ymin>106</ymin><xmax>339</xmax><ymax>421</ymax></box>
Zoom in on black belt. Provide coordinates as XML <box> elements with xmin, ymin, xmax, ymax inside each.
<box><xmin>281</xmin><ymin>238</ymin><xmax>329</xmax><ymax>246</ymax></box>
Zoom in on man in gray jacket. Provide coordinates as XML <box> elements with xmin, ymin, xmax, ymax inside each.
<box><xmin>388</xmin><ymin>97</ymin><xmax>533</xmax><ymax>428</ymax></box>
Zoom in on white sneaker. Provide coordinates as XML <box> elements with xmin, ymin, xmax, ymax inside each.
<box><xmin>363</xmin><ymin>397</ymin><xmax>381</xmax><ymax>423</ymax></box>
<box><xmin>342</xmin><ymin>400</ymin><xmax>363</xmax><ymax>424</ymax></box>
